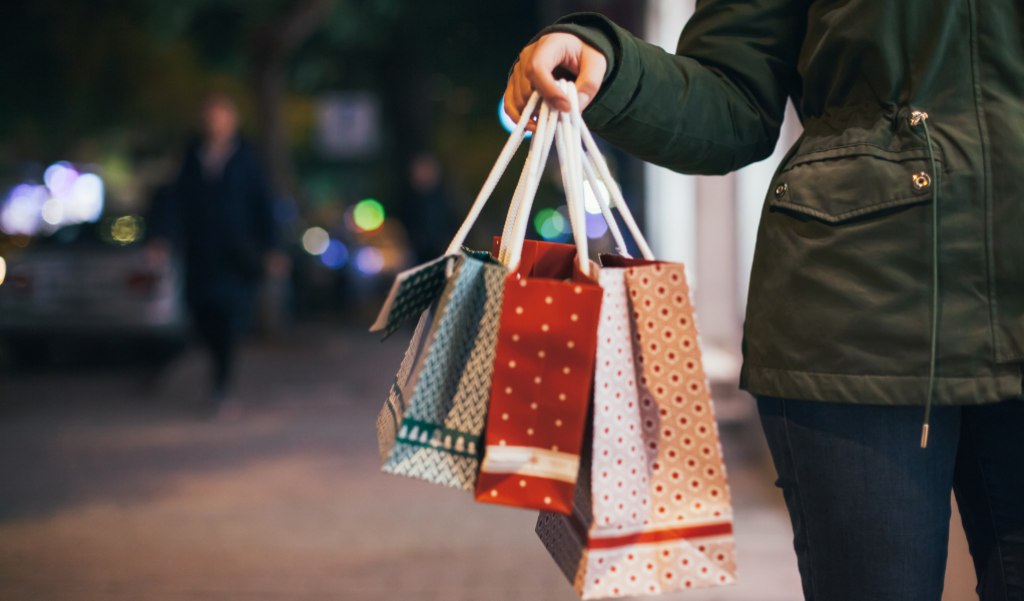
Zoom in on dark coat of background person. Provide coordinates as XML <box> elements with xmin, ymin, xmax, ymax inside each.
<box><xmin>166</xmin><ymin>137</ymin><xmax>277</xmax><ymax>312</ymax></box>
<box><xmin>540</xmin><ymin>2</ymin><xmax>1024</xmax><ymax>408</ymax></box>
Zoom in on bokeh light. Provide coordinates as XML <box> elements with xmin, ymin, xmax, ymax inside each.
<box><xmin>586</xmin><ymin>212</ymin><xmax>608</xmax><ymax>239</ymax></box>
<box><xmin>320</xmin><ymin>239</ymin><xmax>349</xmax><ymax>269</ymax></box>
<box><xmin>498</xmin><ymin>98</ymin><xmax>531</xmax><ymax>137</ymax></box>
<box><xmin>355</xmin><ymin>246</ymin><xmax>385</xmax><ymax>275</ymax></box>
<box><xmin>302</xmin><ymin>227</ymin><xmax>331</xmax><ymax>255</ymax></box>
<box><xmin>1</xmin><ymin>184</ymin><xmax>47</xmax><ymax>235</ymax></box>
<box><xmin>584</xmin><ymin>179</ymin><xmax>609</xmax><ymax>215</ymax></box>
<box><xmin>352</xmin><ymin>199</ymin><xmax>385</xmax><ymax>232</ymax></box>
<box><xmin>110</xmin><ymin>215</ymin><xmax>143</xmax><ymax>245</ymax></box>
<box><xmin>41</xmin><ymin>198</ymin><xmax>64</xmax><ymax>225</ymax></box>
<box><xmin>534</xmin><ymin>208</ymin><xmax>569</xmax><ymax>241</ymax></box>
<box><xmin>43</xmin><ymin>162</ymin><xmax>77</xmax><ymax>195</ymax></box>
<box><xmin>70</xmin><ymin>173</ymin><xmax>104</xmax><ymax>222</ymax></box>
<box><xmin>0</xmin><ymin>162</ymin><xmax>105</xmax><ymax>235</ymax></box>
<box><xmin>0</xmin><ymin>256</ymin><xmax>6</xmax><ymax>287</ymax></box>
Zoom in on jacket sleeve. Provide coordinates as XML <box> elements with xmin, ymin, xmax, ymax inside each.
<box><xmin>246</xmin><ymin>148</ymin><xmax>279</xmax><ymax>252</ymax></box>
<box><xmin>538</xmin><ymin>4</ymin><xmax>806</xmax><ymax>175</ymax></box>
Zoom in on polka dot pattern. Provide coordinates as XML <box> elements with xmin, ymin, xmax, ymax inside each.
<box><xmin>535</xmin><ymin>259</ymin><xmax>736</xmax><ymax>599</ymax></box>
<box><xmin>476</xmin><ymin>245</ymin><xmax>603</xmax><ymax>514</ymax></box>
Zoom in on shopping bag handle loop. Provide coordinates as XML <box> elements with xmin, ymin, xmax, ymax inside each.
<box><xmin>575</xmin><ymin>114</ymin><xmax>656</xmax><ymax>260</ymax></box>
<box><xmin>498</xmin><ymin>101</ymin><xmax>559</xmax><ymax>266</ymax></box>
<box><xmin>499</xmin><ymin>83</ymin><xmax>655</xmax><ymax>264</ymax></box>
<box><xmin>504</xmin><ymin>81</ymin><xmax>595</xmax><ymax>277</ymax></box>
<box><xmin>504</xmin><ymin>97</ymin><xmax>561</xmax><ymax>270</ymax></box>
<box><xmin>581</xmin><ymin>143</ymin><xmax>631</xmax><ymax>258</ymax></box>
<box><xmin>446</xmin><ymin>91</ymin><xmax>541</xmax><ymax>255</ymax></box>
<box><xmin>557</xmin><ymin>80</ymin><xmax>590</xmax><ymax>275</ymax></box>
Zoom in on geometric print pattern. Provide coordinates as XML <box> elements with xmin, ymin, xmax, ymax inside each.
<box><xmin>373</xmin><ymin>255</ymin><xmax>454</xmax><ymax>341</ymax></box>
<box><xmin>536</xmin><ymin>260</ymin><xmax>736</xmax><ymax>599</ymax></box>
<box><xmin>377</xmin><ymin>309</ymin><xmax>432</xmax><ymax>462</ymax></box>
<box><xmin>381</xmin><ymin>252</ymin><xmax>507</xmax><ymax>491</ymax></box>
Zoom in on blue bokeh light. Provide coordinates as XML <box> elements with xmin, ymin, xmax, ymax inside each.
<box><xmin>498</xmin><ymin>98</ymin><xmax>531</xmax><ymax>137</ymax></box>
<box><xmin>355</xmin><ymin>246</ymin><xmax>385</xmax><ymax>275</ymax></box>
<box><xmin>320</xmin><ymin>239</ymin><xmax>349</xmax><ymax>269</ymax></box>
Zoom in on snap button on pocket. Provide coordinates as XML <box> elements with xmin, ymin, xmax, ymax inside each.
<box><xmin>912</xmin><ymin>172</ymin><xmax>931</xmax><ymax>191</ymax></box>
<box><xmin>774</xmin><ymin>183</ymin><xmax>788</xmax><ymax>198</ymax></box>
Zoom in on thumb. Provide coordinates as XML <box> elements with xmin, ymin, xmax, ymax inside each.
<box><xmin>575</xmin><ymin>44</ymin><xmax>607</xmax><ymax>112</ymax></box>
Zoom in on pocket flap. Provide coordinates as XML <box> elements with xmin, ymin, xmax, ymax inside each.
<box><xmin>769</xmin><ymin>146</ymin><xmax>940</xmax><ymax>224</ymax></box>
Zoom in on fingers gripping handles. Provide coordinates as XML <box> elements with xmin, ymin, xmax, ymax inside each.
<box><xmin>447</xmin><ymin>83</ymin><xmax>655</xmax><ymax>271</ymax></box>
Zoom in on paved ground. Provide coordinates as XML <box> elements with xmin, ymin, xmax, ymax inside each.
<box><xmin>0</xmin><ymin>324</ymin><xmax>973</xmax><ymax>600</ymax></box>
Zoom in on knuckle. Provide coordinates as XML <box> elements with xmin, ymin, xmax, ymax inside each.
<box><xmin>578</xmin><ymin>81</ymin><xmax>600</xmax><ymax>96</ymax></box>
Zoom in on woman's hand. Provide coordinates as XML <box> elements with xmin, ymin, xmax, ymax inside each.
<box><xmin>504</xmin><ymin>32</ymin><xmax>607</xmax><ymax>127</ymax></box>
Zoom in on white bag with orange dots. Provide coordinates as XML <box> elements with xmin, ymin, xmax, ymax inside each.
<box><xmin>535</xmin><ymin>114</ymin><xmax>736</xmax><ymax>599</ymax></box>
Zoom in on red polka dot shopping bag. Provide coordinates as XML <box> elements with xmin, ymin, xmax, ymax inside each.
<box><xmin>534</xmin><ymin>101</ymin><xmax>737</xmax><ymax>598</ymax></box>
<box><xmin>473</xmin><ymin>83</ymin><xmax>608</xmax><ymax>514</ymax></box>
<box><xmin>473</xmin><ymin>237</ymin><xmax>603</xmax><ymax>513</ymax></box>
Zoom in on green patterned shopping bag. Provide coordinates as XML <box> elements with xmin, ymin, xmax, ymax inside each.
<box><xmin>370</xmin><ymin>254</ymin><xmax>455</xmax><ymax>341</ymax></box>
<box><xmin>377</xmin><ymin>250</ymin><xmax>506</xmax><ymax>489</ymax></box>
<box><xmin>375</xmin><ymin>90</ymin><xmax>547</xmax><ymax>490</ymax></box>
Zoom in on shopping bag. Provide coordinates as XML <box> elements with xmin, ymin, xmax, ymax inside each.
<box><xmin>473</xmin><ymin>238</ymin><xmax>602</xmax><ymax>513</ymax></box>
<box><xmin>474</xmin><ymin>92</ymin><xmax>604</xmax><ymax>513</ymax></box>
<box><xmin>375</xmin><ymin>91</ymin><xmax>549</xmax><ymax>490</ymax></box>
<box><xmin>536</xmin><ymin>93</ymin><xmax>736</xmax><ymax>598</ymax></box>
<box><xmin>370</xmin><ymin>254</ymin><xmax>455</xmax><ymax>341</ymax></box>
<box><xmin>378</xmin><ymin>250</ymin><xmax>507</xmax><ymax>489</ymax></box>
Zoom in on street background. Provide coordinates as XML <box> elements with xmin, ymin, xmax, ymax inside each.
<box><xmin>0</xmin><ymin>324</ymin><xmax>977</xmax><ymax>600</ymax></box>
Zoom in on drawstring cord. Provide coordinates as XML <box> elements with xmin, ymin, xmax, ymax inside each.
<box><xmin>912</xmin><ymin>110</ymin><xmax>939</xmax><ymax>448</ymax></box>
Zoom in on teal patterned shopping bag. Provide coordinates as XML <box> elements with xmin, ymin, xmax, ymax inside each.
<box><xmin>377</xmin><ymin>250</ymin><xmax>507</xmax><ymax>490</ymax></box>
<box><xmin>370</xmin><ymin>254</ymin><xmax>455</xmax><ymax>341</ymax></box>
<box><xmin>375</xmin><ymin>90</ymin><xmax>544</xmax><ymax>490</ymax></box>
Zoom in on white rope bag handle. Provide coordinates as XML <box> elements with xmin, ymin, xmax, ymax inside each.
<box><xmin>554</xmin><ymin>80</ymin><xmax>589</xmax><ymax>275</ymax></box>
<box><xmin>445</xmin><ymin>91</ymin><xmax>541</xmax><ymax>255</ymax></box>
<box><xmin>498</xmin><ymin>101</ymin><xmax>559</xmax><ymax>265</ymax></box>
<box><xmin>574</xmin><ymin>111</ymin><xmax>655</xmax><ymax>260</ymax></box>
<box><xmin>503</xmin><ymin>81</ymin><xmax>596</xmax><ymax>277</ymax></box>
<box><xmin>504</xmin><ymin>98</ymin><xmax>562</xmax><ymax>271</ymax></box>
<box><xmin>502</xmin><ymin>82</ymin><xmax>655</xmax><ymax>264</ymax></box>
<box><xmin>582</xmin><ymin>152</ymin><xmax>630</xmax><ymax>258</ymax></box>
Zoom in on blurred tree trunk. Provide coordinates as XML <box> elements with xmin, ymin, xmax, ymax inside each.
<box><xmin>250</xmin><ymin>0</ymin><xmax>332</xmax><ymax>198</ymax></box>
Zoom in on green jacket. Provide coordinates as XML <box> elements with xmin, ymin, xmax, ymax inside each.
<box><xmin>542</xmin><ymin>2</ymin><xmax>1024</xmax><ymax>406</ymax></box>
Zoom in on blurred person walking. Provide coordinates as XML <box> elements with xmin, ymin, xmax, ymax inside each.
<box><xmin>400</xmin><ymin>153</ymin><xmax>457</xmax><ymax>264</ymax></box>
<box><xmin>507</xmin><ymin>5</ymin><xmax>1023</xmax><ymax>601</ymax></box>
<box><xmin>154</xmin><ymin>93</ymin><xmax>279</xmax><ymax>416</ymax></box>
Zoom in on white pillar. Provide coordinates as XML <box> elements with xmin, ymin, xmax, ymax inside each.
<box><xmin>643</xmin><ymin>0</ymin><xmax>697</xmax><ymax>285</ymax></box>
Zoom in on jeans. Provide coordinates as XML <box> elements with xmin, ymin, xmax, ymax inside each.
<box><xmin>757</xmin><ymin>396</ymin><xmax>1024</xmax><ymax>601</ymax></box>
<box><xmin>192</xmin><ymin>301</ymin><xmax>252</xmax><ymax>398</ymax></box>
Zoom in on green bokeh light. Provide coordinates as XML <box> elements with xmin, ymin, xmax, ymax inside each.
<box><xmin>353</xmin><ymin>199</ymin><xmax>385</xmax><ymax>231</ymax></box>
<box><xmin>534</xmin><ymin>208</ymin><xmax>568</xmax><ymax>241</ymax></box>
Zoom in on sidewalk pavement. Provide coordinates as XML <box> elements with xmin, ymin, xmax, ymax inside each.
<box><xmin>0</xmin><ymin>324</ymin><xmax>812</xmax><ymax>600</ymax></box>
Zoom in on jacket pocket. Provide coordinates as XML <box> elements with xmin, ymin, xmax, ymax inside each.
<box><xmin>768</xmin><ymin>144</ymin><xmax>941</xmax><ymax>224</ymax></box>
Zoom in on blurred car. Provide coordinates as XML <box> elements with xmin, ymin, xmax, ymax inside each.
<box><xmin>0</xmin><ymin>217</ymin><xmax>188</xmax><ymax>365</ymax></box>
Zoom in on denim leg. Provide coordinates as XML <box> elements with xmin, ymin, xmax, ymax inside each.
<box><xmin>756</xmin><ymin>396</ymin><xmax>961</xmax><ymax>601</ymax></box>
<box><xmin>954</xmin><ymin>399</ymin><xmax>1024</xmax><ymax>601</ymax></box>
